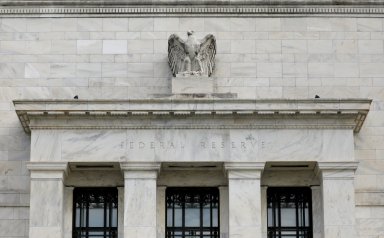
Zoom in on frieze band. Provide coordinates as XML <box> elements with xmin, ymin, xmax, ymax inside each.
<box><xmin>1</xmin><ymin>6</ymin><xmax>384</xmax><ymax>17</ymax></box>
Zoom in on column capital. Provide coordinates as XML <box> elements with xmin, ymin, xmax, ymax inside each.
<box><xmin>120</xmin><ymin>162</ymin><xmax>161</xmax><ymax>179</ymax></box>
<box><xmin>316</xmin><ymin>161</ymin><xmax>358</xmax><ymax>170</ymax></box>
<box><xmin>224</xmin><ymin>162</ymin><xmax>265</xmax><ymax>179</ymax></box>
<box><xmin>27</xmin><ymin>162</ymin><xmax>68</xmax><ymax>180</ymax></box>
<box><xmin>316</xmin><ymin>161</ymin><xmax>358</xmax><ymax>180</ymax></box>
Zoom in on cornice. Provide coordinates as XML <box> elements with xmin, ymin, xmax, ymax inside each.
<box><xmin>13</xmin><ymin>98</ymin><xmax>371</xmax><ymax>133</ymax></box>
<box><xmin>1</xmin><ymin>1</ymin><xmax>384</xmax><ymax>17</ymax></box>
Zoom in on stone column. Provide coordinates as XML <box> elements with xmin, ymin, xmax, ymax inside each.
<box><xmin>311</xmin><ymin>186</ymin><xmax>322</xmax><ymax>238</ymax></box>
<box><xmin>27</xmin><ymin>162</ymin><xmax>68</xmax><ymax>238</ymax></box>
<box><xmin>317</xmin><ymin>162</ymin><xmax>358</xmax><ymax>238</ymax></box>
<box><xmin>63</xmin><ymin>187</ymin><xmax>74</xmax><ymax>238</ymax></box>
<box><xmin>224</xmin><ymin>162</ymin><xmax>265</xmax><ymax>238</ymax></box>
<box><xmin>156</xmin><ymin>186</ymin><xmax>166</xmax><ymax>238</ymax></box>
<box><xmin>117</xmin><ymin>187</ymin><xmax>124</xmax><ymax>238</ymax></box>
<box><xmin>120</xmin><ymin>162</ymin><xmax>161</xmax><ymax>238</ymax></box>
<box><xmin>219</xmin><ymin>186</ymin><xmax>229</xmax><ymax>238</ymax></box>
<box><xmin>260</xmin><ymin>186</ymin><xmax>268</xmax><ymax>238</ymax></box>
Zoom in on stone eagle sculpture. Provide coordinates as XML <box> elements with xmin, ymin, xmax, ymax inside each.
<box><xmin>168</xmin><ymin>31</ymin><xmax>216</xmax><ymax>77</ymax></box>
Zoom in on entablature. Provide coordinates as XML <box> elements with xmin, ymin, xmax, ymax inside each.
<box><xmin>1</xmin><ymin>0</ymin><xmax>384</xmax><ymax>17</ymax></box>
<box><xmin>14</xmin><ymin>98</ymin><xmax>371</xmax><ymax>133</ymax></box>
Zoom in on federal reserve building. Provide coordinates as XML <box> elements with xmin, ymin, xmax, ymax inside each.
<box><xmin>0</xmin><ymin>0</ymin><xmax>383</xmax><ymax>238</ymax></box>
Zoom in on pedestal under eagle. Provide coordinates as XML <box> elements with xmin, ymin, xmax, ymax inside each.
<box><xmin>168</xmin><ymin>31</ymin><xmax>216</xmax><ymax>77</ymax></box>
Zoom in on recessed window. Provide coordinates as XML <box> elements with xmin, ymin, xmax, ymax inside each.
<box><xmin>73</xmin><ymin>188</ymin><xmax>118</xmax><ymax>238</ymax></box>
<box><xmin>267</xmin><ymin>187</ymin><xmax>312</xmax><ymax>238</ymax></box>
<box><xmin>166</xmin><ymin>187</ymin><xmax>219</xmax><ymax>238</ymax></box>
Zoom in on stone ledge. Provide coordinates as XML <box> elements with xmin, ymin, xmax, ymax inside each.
<box><xmin>1</xmin><ymin>2</ymin><xmax>384</xmax><ymax>16</ymax></box>
<box><xmin>13</xmin><ymin>98</ymin><xmax>371</xmax><ymax>133</ymax></box>
<box><xmin>2</xmin><ymin>0</ymin><xmax>384</xmax><ymax>6</ymax></box>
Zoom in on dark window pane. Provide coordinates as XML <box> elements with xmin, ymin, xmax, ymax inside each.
<box><xmin>267</xmin><ymin>187</ymin><xmax>312</xmax><ymax>238</ymax></box>
<box><xmin>73</xmin><ymin>188</ymin><xmax>118</xmax><ymax>238</ymax></box>
<box><xmin>166</xmin><ymin>188</ymin><xmax>219</xmax><ymax>238</ymax></box>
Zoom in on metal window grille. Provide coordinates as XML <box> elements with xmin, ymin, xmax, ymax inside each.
<box><xmin>267</xmin><ymin>187</ymin><xmax>313</xmax><ymax>238</ymax></box>
<box><xmin>73</xmin><ymin>188</ymin><xmax>118</xmax><ymax>238</ymax></box>
<box><xmin>166</xmin><ymin>187</ymin><xmax>220</xmax><ymax>238</ymax></box>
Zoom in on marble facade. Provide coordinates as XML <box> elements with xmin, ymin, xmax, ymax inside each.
<box><xmin>1</xmin><ymin>0</ymin><xmax>384</xmax><ymax>238</ymax></box>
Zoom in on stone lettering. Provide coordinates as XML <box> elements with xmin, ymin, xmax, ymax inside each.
<box><xmin>126</xmin><ymin>139</ymin><xmax>264</xmax><ymax>152</ymax></box>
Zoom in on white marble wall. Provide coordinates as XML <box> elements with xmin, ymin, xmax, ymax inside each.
<box><xmin>0</xmin><ymin>15</ymin><xmax>384</xmax><ymax>238</ymax></box>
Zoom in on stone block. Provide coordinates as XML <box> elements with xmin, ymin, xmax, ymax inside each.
<box><xmin>358</xmin><ymin>40</ymin><xmax>384</xmax><ymax>54</ymax></box>
<box><xmin>334</xmin><ymin>40</ymin><xmax>357</xmax><ymax>54</ymax></box>
<box><xmin>282</xmin><ymin>63</ymin><xmax>307</xmax><ymax>77</ymax></box>
<box><xmin>307</xmin><ymin>18</ymin><xmax>333</xmax><ymax>31</ymax></box>
<box><xmin>256</xmin><ymin>40</ymin><xmax>281</xmax><ymax>54</ymax></box>
<box><xmin>127</xmin><ymin>63</ymin><xmax>154</xmax><ymax>78</ymax></box>
<box><xmin>0</xmin><ymin>19</ymin><xmax>26</xmax><ymax>32</ymax></box>
<box><xmin>0</xmin><ymin>41</ymin><xmax>26</xmax><ymax>55</ymax></box>
<box><xmin>179</xmin><ymin>18</ymin><xmax>205</xmax><ymax>31</ymax></box>
<box><xmin>231</xmin><ymin>40</ymin><xmax>255</xmax><ymax>54</ymax></box>
<box><xmin>90</xmin><ymin>32</ymin><xmax>115</xmax><ymax>40</ymax></box>
<box><xmin>26</xmin><ymin>18</ymin><xmax>52</xmax><ymax>32</ymax></box>
<box><xmin>141</xmin><ymin>32</ymin><xmax>167</xmax><ymax>40</ymax></box>
<box><xmin>0</xmin><ymin>63</ymin><xmax>24</xmax><ymax>79</ymax></box>
<box><xmin>204</xmin><ymin>18</ymin><xmax>231</xmax><ymax>32</ymax></box>
<box><xmin>360</xmin><ymin>63</ymin><xmax>384</xmax><ymax>77</ymax></box>
<box><xmin>334</xmin><ymin>63</ymin><xmax>359</xmax><ymax>77</ymax></box>
<box><xmin>331</xmin><ymin>18</ymin><xmax>357</xmax><ymax>32</ymax></box>
<box><xmin>49</xmin><ymin>63</ymin><xmax>76</xmax><ymax>78</ymax></box>
<box><xmin>76</xmin><ymin>63</ymin><xmax>101</xmax><ymax>78</ymax></box>
<box><xmin>282</xmin><ymin>40</ymin><xmax>307</xmax><ymax>54</ymax></box>
<box><xmin>231</xmin><ymin>18</ymin><xmax>255</xmax><ymax>32</ymax></box>
<box><xmin>129</xmin><ymin>18</ymin><xmax>154</xmax><ymax>31</ymax></box>
<box><xmin>357</xmin><ymin>18</ymin><xmax>383</xmax><ymax>32</ymax></box>
<box><xmin>257</xmin><ymin>63</ymin><xmax>282</xmax><ymax>77</ymax></box>
<box><xmin>308</xmin><ymin>63</ymin><xmax>334</xmax><ymax>77</ymax></box>
<box><xmin>230</xmin><ymin>63</ymin><xmax>257</xmax><ymax>78</ymax></box>
<box><xmin>172</xmin><ymin>76</ymin><xmax>214</xmax><ymax>94</ymax></box>
<box><xmin>25</xmin><ymin>41</ymin><xmax>52</xmax><ymax>54</ymax></box>
<box><xmin>24</xmin><ymin>63</ymin><xmax>51</xmax><ymax>79</ymax></box>
<box><xmin>154</xmin><ymin>18</ymin><xmax>179</xmax><ymax>31</ymax></box>
<box><xmin>255</xmin><ymin>18</ymin><xmax>280</xmax><ymax>32</ymax></box>
<box><xmin>39</xmin><ymin>32</ymin><xmax>65</xmax><ymax>40</ymax></box>
<box><xmin>102</xmin><ymin>18</ymin><xmax>129</xmax><ymax>31</ymax></box>
<box><xmin>0</xmin><ymin>220</ymin><xmax>26</xmax><ymax>236</ymax></box>
<box><xmin>51</xmin><ymin>40</ymin><xmax>77</xmax><ymax>55</ymax></box>
<box><xmin>102</xmin><ymin>40</ymin><xmax>127</xmax><ymax>54</ymax></box>
<box><xmin>281</xmin><ymin>18</ymin><xmax>307</xmax><ymax>31</ymax></box>
<box><xmin>127</xmin><ymin>40</ymin><xmax>154</xmax><ymax>53</ymax></box>
<box><xmin>51</xmin><ymin>18</ymin><xmax>77</xmax><ymax>32</ymax></box>
<box><xmin>65</xmin><ymin>31</ymin><xmax>90</xmax><ymax>40</ymax></box>
<box><xmin>308</xmin><ymin>40</ymin><xmax>333</xmax><ymax>54</ymax></box>
<box><xmin>101</xmin><ymin>63</ymin><xmax>128</xmax><ymax>78</ymax></box>
<box><xmin>77</xmin><ymin>40</ymin><xmax>102</xmax><ymax>54</ymax></box>
<box><xmin>154</xmin><ymin>40</ymin><xmax>167</xmax><ymax>54</ymax></box>
<box><xmin>77</xmin><ymin>18</ymin><xmax>102</xmax><ymax>32</ymax></box>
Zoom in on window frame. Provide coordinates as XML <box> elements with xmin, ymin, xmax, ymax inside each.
<box><xmin>72</xmin><ymin>187</ymin><xmax>118</xmax><ymax>238</ymax></box>
<box><xmin>166</xmin><ymin>187</ymin><xmax>220</xmax><ymax>238</ymax></box>
<box><xmin>267</xmin><ymin>187</ymin><xmax>313</xmax><ymax>238</ymax></box>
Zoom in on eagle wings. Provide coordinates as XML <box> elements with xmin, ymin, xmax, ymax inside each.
<box><xmin>168</xmin><ymin>33</ymin><xmax>216</xmax><ymax>77</ymax></box>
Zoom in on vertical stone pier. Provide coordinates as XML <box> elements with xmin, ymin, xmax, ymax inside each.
<box><xmin>225</xmin><ymin>162</ymin><xmax>265</xmax><ymax>238</ymax></box>
<box><xmin>120</xmin><ymin>162</ymin><xmax>161</xmax><ymax>238</ymax></box>
<box><xmin>27</xmin><ymin>162</ymin><xmax>68</xmax><ymax>238</ymax></box>
<box><xmin>317</xmin><ymin>162</ymin><xmax>358</xmax><ymax>238</ymax></box>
